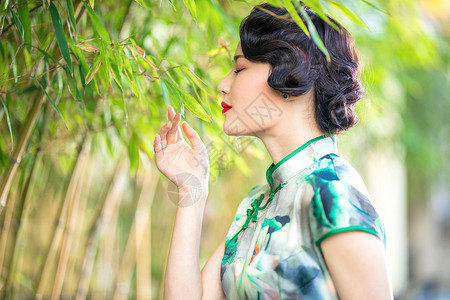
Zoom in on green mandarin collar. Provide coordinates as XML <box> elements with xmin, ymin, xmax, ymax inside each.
<box><xmin>265</xmin><ymin>135</ymin><xmax>337</xmax><ymax>189</ymax></box>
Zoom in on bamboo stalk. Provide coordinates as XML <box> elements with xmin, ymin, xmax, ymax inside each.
<box><xmin>0</xmin><ymin>92</ymin><xmax>45</xmax><ymax>212</ymax></box>
<box><xmin>0</xmin><ymin>100</ymin><xmax>54</xmax><ymax>297</ymax></box>
<box><xmin>75</xmin><ymin>160</ymin><xmax>128</xmax><ymax>300</ymax></box>
<box><xmin>63</xmin><ymin>152</ymin><xmax>95</xmax><ymax>295</ymax></box>
<box><xmin>34</xmin><ymin>137</ymin><xmax>88</xmax><ymax>300</ymax></box>
<box><xmin>50</xmin><ymin>137</ymin><xmax>91</xmax><ymax>300</ymax></box>
<box><xmin>136</xmin><ymin>166</ymin><xmax>158</xmax><ymax>300</ymax></box>
<box><xmin>0</xmin><ymin>173</ymin><xmax>20</xmax><ymax>283</ymax></box>
<box><xmin>0</xmin><ymin>175</ymin><xmax>21</xmax><ymax>295</ymax></box>
<box><xmin>112</xmin><ymin>166</ymin><xmax>158</xmax><ymax>300</ymax></box>
<box><xmin>2</xmin><ymin>148</ymin><xmax>42</xmax><ymax>299</ymax></box>
<box><xmin>136</xmin><ymin>214</ymin><xmax>152</xmax><ymax>300</ymax></box>
<box><xmin>101</xmin><ymin>189</ymin><xmax>121</xmax><ymax>297</ymax></box>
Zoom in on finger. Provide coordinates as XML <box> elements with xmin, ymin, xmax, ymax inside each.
<box><xmin>181</xmin><ymin>121</ymin><xmax>205</xmax><ymax>151</ymax></box>
<box><xmin>167</xmin><ymin>113</ymin><xmax>181</xmax><ymax>144</ymax></box>
<box><xmin>168</xmin><ymin>105</ymin><xmax>176</xmax><ymax>121</ymax></box>
<box><xmin>158</xmin><ymin>121</ymin><xmax>172</xmax><ymax>148</ymax></box>
<box><xmin>176</xmin><ymin>126</ymin><xmax>183</xmax><ymax>143</ymax></box>
<box><xmin>154</xmin><ymin>134</ymin><xmax>164</xmax><ymax>162</ymax></box>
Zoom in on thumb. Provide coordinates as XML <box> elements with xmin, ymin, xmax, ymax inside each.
<box><xmin>181</xmin><ymin>121</ymin><xmax>205</xmax><ymax>150</ymax></box>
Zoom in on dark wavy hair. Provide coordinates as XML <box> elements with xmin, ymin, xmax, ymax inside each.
<box><xmin>239</xmin><ymin>2</ymin><xmax>363</xmax><ymax>134</ymax></box>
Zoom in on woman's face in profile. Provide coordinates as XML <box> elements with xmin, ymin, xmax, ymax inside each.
<box><xmin>217</xmin><ymin>42</ymin><xmax>286</xmax><ymax>137</ymax></box>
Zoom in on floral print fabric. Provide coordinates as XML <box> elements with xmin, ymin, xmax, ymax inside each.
<box><xmin>220</xmin><ymin>135</ymin><xmax>385</xmax><ymax>300</ymax></box>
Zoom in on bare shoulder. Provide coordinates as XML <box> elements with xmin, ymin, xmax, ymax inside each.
<box><xmin>321</xmin><ymin>231</ymin><xmax>393</xmax><ymax>300</ymax></box>
<box><xmin>201</xmin><ymin>238</ymin><xmax>227</xmax><ymax>300</ymax></box>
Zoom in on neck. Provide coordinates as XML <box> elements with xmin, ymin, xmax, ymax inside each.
<box><xmin>259</xmin><ymin>121</ymin><xmax>325</xmax><ymax>166</ymax></box>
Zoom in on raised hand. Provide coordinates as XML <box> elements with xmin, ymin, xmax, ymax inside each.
<box><xmin>153</xmin><ymin>106</ymin><xmax>210</xmax><ymax>196</ymax></box>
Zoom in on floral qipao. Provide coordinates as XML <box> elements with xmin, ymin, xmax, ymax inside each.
<box><xmin>220</xmin><ymin>135</ymin><xmax>386</xmax><ymax>300</ymax></box>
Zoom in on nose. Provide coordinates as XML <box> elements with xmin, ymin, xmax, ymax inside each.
<box><xmin>217</xmin><ymin>71</ymin><xmax>232</xmax><ymax>96</ymax></box>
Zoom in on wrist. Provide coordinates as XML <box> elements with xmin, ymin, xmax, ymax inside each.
<box><xmin>177</xmin><ymin>182</ymin><xmax>208</xmax><ymax>207</ymax></box>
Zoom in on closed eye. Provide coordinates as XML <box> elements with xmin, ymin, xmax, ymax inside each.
<box><xmin>234</xmin><ymin>68</ymin><xmax>245</xmax><ymax>74</ymax></box>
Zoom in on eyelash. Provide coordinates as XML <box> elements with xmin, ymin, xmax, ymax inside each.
<box><xmin>234</xmin><ymin>68</ymin><xmax>244</xmax><ymax>74</ymax></box>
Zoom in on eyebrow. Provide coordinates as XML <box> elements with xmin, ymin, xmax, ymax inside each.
<box><xmin>233</xmin><ymin>54</ymin><xmax>244</xmax><ymax>63</ymax></box>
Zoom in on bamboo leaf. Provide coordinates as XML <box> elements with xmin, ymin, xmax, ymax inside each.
<box><xmin>24</xmin><ymin>43</ymin><xmax>64</xmax><ymax>68</ymax></box>
<box><xmin>159</xmin><ymin>79</ymin><xmax>173</xmax><ymax>109</ymax></box>
<box><xmin>0</xmin><ymin>96</ymin><xmax>13</xmax><ymax>147</ymax></box>
<box><xmin>66</xmin><ymin>0</ymin><xmax>78</xmax><ymax>35</ymax></box>
<box><xmin>76</xmin><ymin>43</ymin><xmax>99</xmax><ymax>52</ymax></box>
<box><xmin>85</xmin><ymin>52</ymin><xmax>102</xmax><ymax>84</ymax></box>
<box><xmin>134</xmin><ymin>0</ymin><xmax>151</xmax><ymax>10</ymax></box>
<box><xmin>98</xmin><ymin>41</ymin><xmax>112</xmax><ymax>89</ymax></box>
<box><xmin>69</xmin><ymin>38</ymin><xmax>100</xmax><ymax>94</ymax></box>
<box><xmin>301</xmin><ymin>0</ymin><xmax>339</xmax><ymax>31</ymax></box>
<box><xmin>42</xmin><ymin>56</ymin><xmax>48</xmax><ymax>90</ymax></box>
<box><xmin>83</xmin><ymin>1</ymin><xmax>111</xmax><ymax>44</ymax></box>
<box><xmin>8</xmin><ymin>3</ymin><xmax>24</xmax><ymax>39</ymax></box>
<box><xmin>110</xmin><ymin>53</ymin><xmax>123</xmax><ymax>90</ymax></box>
<box><xmin>128</xmin><ymin>38</ymin><xmax>159</xmax><ymax>71</ymax></box>
<box><xmin>2</xmin><ymin>0</ymin><xmax>10</xmax><ymax>12</ymax></box>
<box><xmin>65</xmin><ymin>65</ymin><xmax>84</xmax><ymax>107</ymax></box>
<box><xmin>182</xmin><ymin>0</ymin><xmax>197</xmax><ymax>23</ymax></box>
<box><xmin>179</xmin><ymin>66</ymin><xmax>207</xmax><ymax>89</ymax></box>
<box><xmin>30</xmin><ymin>75</ymin><xmax>68</xmax><ymax>128</ymax></box>
<box><xmin>79</xmin><ymin>63</ymin><xmax>86</xmax><ymax>90</ymax></box>
<box><xmin>281</xmin><ymin>0</ymin><xmax>310</xmax><ymax>37</ymax></box>
<box><xmin>361</xmin><ymin>0</ymin><xmax>389</xmax><ymax>15</ymax></box>
<box><xmin>328</xmin><ymin>0</ymin><xmax>368</xmax><ymax>29</ymax></box>
<box><xmin>49</xmin><ymin>2</ymin><xmax>74</xmax><ymax>75</ymax></box>
<box><xmin>128</xmin><ymin>135</ymin><xmax>139</xmax><ymax>173</ymax></box>
<box><xmin>6</xmin><ymin>43</ymin><xmax>18</xmax><ymax>84</ymax></box>
<box><xmin>162</xmin><ymin>79</ymin><xmax>212</xmax><ymax>122</ymax></box>
<box><xmin>295</xmin><ymin>2</ymin><xmax>330</xmax><ymax>61</ymax></box>
<box><xmin>167</xmin><ymin>0</ymin><xmax>176</xmax><ymax>11</ymax></box>
<box><xmin>112</xmin><ymin>40</ymin><xmax>123</xmax><ymax>75</ymax></box>
<box><xmin>110</xmin><ymin>41</ymin><xmax>125</xmax><ymax>90</ymax></box>
<box><xmin>18</xmin><ymin>0</ymin><xmax>32</xmax><ymax>52</ymax></box>
<box><xmin>118</xmin><ymin>42</ymin><xmax>133</xmax><ymax>80</ymax></box>
<box><xmin>120</xmin><ymin>51</ymin><xmax>139</xmax><ymax>98</ymax></box>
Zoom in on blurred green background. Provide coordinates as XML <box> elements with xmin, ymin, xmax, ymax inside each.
<box><xmin>0</xmin><ymin>0</ymin><xmax>449</xmax><ymax>299</ymax></box>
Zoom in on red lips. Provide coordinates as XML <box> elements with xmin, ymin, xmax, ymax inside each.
<box><xmin>221</xmin><ymin>101</ymin><xmax>232</xmax><ymax>114</ymax></box>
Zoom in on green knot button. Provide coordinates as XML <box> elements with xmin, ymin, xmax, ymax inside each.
<box><xmin>227</xmin><ymin>182</ymin><xmax>286</xmax><ymax>243</ymax></box>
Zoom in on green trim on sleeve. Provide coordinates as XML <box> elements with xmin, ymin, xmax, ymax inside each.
<box><xmin>313</xmin><ymin>226</ymin><xmax>383</xmax><ymax>257</ymax></box>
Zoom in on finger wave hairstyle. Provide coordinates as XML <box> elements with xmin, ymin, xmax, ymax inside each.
<box><xmin>239</xmin><ymin>2</ymin><xmax>363</xmax><ymax>134</ymax></box>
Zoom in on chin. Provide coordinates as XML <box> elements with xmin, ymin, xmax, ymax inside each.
<box><xmin>222</xmin><ymin>123</ymin><xmax>235</xmax><ymax>136</ymax></box>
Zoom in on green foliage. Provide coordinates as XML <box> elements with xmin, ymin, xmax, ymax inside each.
<box><xmin>0</xmin><ymin>0</ymin><xmax>448</xmax><ymax>298</ymax></box>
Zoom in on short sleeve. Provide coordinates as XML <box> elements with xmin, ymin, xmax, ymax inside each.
<box><xmin>309</xmin><ymin>180</ymin><xmax>385</xmax><ymax>247</ymax></box>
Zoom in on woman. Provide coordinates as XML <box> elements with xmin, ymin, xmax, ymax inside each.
<box><xmin>154</xmin><ymin>2</ymin><xmax>393</xmax><ymax>299</ymax></box>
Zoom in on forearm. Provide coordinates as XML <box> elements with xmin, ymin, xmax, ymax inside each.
<box><xmin>164</xmin><ymin>187</ymin><xmax>207</xmax><ymax>300</ymax></box>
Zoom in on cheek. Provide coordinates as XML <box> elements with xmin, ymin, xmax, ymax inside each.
<box><xmin>231</xmin><ymin>73</ymin><xmax>268</xmax><ymax>102</ymax></box>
